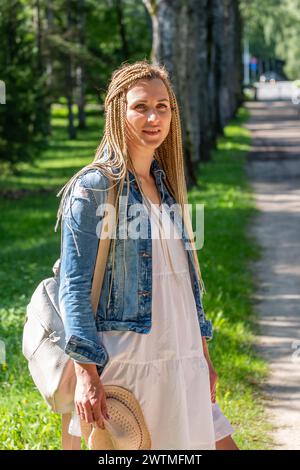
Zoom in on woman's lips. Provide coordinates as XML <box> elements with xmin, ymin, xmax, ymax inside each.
<box><xmin>142</xmin><ymin>129</ymin><xmax>161</xmax><ymax>135</ymax></box>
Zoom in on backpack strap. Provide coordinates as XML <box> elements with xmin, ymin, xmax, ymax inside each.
<box><xmin>91</xmin><ymin>179</ymin><xmax>117</xmax><ymax>316</ymax></box>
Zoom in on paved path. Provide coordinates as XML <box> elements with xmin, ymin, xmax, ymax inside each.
<box><xmin>245</xmin><ymin>100</ymin><xmax>300</xmax><ymax>450</ymax></box>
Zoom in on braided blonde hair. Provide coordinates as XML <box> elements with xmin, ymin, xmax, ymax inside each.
<box><xmin>55</xmin><ymin>59</ymin><xmax>206</xmax><ymax>295</ymax></box>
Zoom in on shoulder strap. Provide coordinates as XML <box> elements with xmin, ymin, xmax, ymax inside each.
<box><xmin>91</xmin><ymin>180</ymin><xmax>117</xmax><ymax>316</ymax></box>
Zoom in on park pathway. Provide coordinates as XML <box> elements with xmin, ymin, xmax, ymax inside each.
<box><xmin>245</xmin><ymin>99</ymin><xmax>300</xmax><ymax>450</ymax></box>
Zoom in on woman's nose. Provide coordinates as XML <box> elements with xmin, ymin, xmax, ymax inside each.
<box><xmin>147</xmin><ymin>111</ymin><xmax>159</xmax><ymax>122</ymax></box>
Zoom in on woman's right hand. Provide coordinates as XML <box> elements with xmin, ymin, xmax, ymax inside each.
<box><xmin>74</xmin><ymin>362</ymin><xmax>109</xmax><ymax>429</ymax></box>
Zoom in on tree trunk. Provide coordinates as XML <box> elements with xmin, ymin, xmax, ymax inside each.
<box><xmin>45</xmin><ymin>0</ymin><xmax>53</xmax><ymax>134</ymax></box>
<box><xmin>115</xmin><ymin>0</ymin><xmax>129</xmax><ymax>60</ymax></box>
<box><xmin>66</xmin><ymin>0</ymin><xmax>76</xmax><ymax>139</ymax></box>
<box><xmin>144</xmin><ymin>0</ymin><xmax>208</xmax><ymax>186</ymax></box>
<box><xmin>77</xmin><ymin>0</ymin><xmax>86</xmax><ymax>130</ymax></box>
<box><xmin>216</xmin><ymin>0</ymin><xmax>242</xmax><ymax>130</ymax></box>
<box><xmin>66</xmin><ymin>60</ymin><xmax>76</xmax><ymax>139</ymax></box>
<box><xmin>36</xmin><ymin>0</ymin><xmax>43</xmax><ymax>75</ymax></box>
<box><xmin>143</xmin><ymin>0</ymin><xmax>243</xmax><ymax>184</ymax></box>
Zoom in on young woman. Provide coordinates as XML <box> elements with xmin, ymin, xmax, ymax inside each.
<box><xmin>56</xmin><ymin>60</ymin><xmax>238</xmax><ymax>450</ymax></box>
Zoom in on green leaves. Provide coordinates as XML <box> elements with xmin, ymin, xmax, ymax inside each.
<box><xmin>241</xmin><ymin>0</ymin><xmax>300</xmax><ymax>79</ymax></box>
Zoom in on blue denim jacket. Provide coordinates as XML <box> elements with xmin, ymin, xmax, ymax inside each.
<box><xmin>58</xmin><ymin>157</ymin><xmax>213</xmax><ymax>375</ymax></box>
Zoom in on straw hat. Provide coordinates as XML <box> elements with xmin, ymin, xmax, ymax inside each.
<box><xmin>80</xmin><ymin>385</ymin><xmax>151</xmax><ymax>450</ymax></box>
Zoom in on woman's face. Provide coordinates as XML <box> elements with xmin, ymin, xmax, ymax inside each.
<box><xmin>125</xmin><ymin>78</ymin><xmax>172</xmax><ymax>150</ymax></box>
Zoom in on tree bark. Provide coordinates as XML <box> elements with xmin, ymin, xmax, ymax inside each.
<box><xmin>66</xmin><ymin>0</ymin><xmax>76</xmax><ymax>139</ymax></box>
<box><xmin>144</xmin><ymin>0</ymin><xmax>206</xmax><ymax>185</ymax></box>
<box><xmin>115</xmin><ymin>0</ymin><xmax>129</xmax><ymax>60</ymax></box>
<box><xmin>77</xmin><ymin>0</ymin><xmax>86</xmax><ymax>130</ymax></box>
<box><xmin>143</xmin><ymin>0</ymin><xmax>243</xmax><ymax>184</ymax></box>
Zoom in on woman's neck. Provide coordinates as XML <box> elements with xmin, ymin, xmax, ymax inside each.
<box><xmin>127</xmin><ymin>147</ymin><xmax>155</xmax><ymax>180</ymax></box>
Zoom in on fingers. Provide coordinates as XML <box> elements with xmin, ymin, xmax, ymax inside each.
<box><xmin>74</xmin><ymin>382</ymin><xmax>110</xmax><ymax>429</ymax></box>
<box><xmin>76</xmin><ymin>401</ymin><xmax>104</xmax><ymax>429</ymax></box>
<box><xmin>91</xmin><ymin>400</ymin><xmax>106</xmax><ymax>429</ymax></box>
<box><xmin>76</xmin><ymin>403</ymin><xmax>85</xmax><ymax>421</ymax></box>
<box><xmin>210</xmin><ymin>372</ymin><xmax>218</xmax><ymax>403</ymax></box>
<box><xmin>81</xmin><ymin>400</ymin><xmax>94</xmax><ymax>423</ymax></box>
<box><xmin>101</xmin><ymin>395</ymin><xmax>110</xmax><ymax>421</ymax></box>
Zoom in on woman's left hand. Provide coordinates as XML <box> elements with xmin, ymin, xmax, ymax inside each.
<box><xmin>206</xmin><ymin>359</ymin><xmax>218</xmax><ymax>403</ymax></box>
<box><xmin>201</xmin><ymin>337</ymin><xmax>218</xmax><ymax>403</ymax></box>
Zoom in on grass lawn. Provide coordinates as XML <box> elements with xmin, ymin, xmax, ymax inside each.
<box><xmin>0</xmin><ymin>104</ymin><xmax>273</xmax><ymax>449</ymax></box>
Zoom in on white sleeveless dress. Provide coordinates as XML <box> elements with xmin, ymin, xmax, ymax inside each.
<box><xmin>69</xmin><ymin>196</ymin><xmax>234</xmax><ymax>448</ymax></box>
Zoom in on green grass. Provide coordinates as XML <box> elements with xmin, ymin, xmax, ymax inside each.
<box><xmin>0</xmin><ymin>105</ymin><xmax>273</xmax><ymax>449</ymax></box>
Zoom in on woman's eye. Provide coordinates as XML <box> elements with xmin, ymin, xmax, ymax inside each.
<box><xmin>135</xmin><ymin>104</ymin><xmax>168</xmax><ymax>110</ymax></box>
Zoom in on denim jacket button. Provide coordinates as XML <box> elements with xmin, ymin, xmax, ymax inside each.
<box><xmin>138</xmin><ymin>291</ymin><xmax>150</xmax><ymax>296</ymax></box>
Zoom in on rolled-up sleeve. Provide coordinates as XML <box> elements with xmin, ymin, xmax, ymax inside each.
<box><xmin>58</xmin><ymin>169</ymin><xmax>111</xmax><ymax>370</ymax></box>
